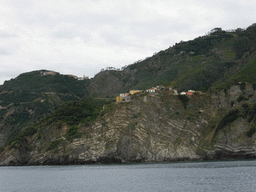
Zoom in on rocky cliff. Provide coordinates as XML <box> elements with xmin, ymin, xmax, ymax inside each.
<box><xmin>1</xmin><ymin>84</ymin><xmax>256</xmax><ymax>165</ymax></box>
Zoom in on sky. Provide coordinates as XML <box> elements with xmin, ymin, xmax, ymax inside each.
<box><xmin>0</xmin><ymin>0</ymin><xmax>255</xmax><ymax>85</ymax></box>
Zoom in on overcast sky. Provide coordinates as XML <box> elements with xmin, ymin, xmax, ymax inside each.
<box><xmin>0</xmin><ymin>0</ymin><xmax>255</xmax><ymax>85</ymax></box>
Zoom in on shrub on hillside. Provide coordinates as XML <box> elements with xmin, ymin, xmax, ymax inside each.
<box><xmin>45</xmin><ymin>138</ymin><xmax>63</xmax><ymax>151</ymax></box>
<box><xmin>178</xmin><ymin>95</ymin><xmax>189</xmax><ymax>109</ymax></box>
<box><xmin>46</xmin><ymin>99</ymin><xmax>107</xmax><ymax>125</ymax></box>
<box><xmin>216</xmin><ymin>109</ymin><xmax>241</xmax><ymax>133</ymax></box>
<box><xmin>247</xmin><ymin>103</ymin><xmax>256</xmax><ymax>122</ymax></box>
<box><xmin>245</xmin><ymin>127</ymin><xmax>256</xmax><ymax>137</ymax></box>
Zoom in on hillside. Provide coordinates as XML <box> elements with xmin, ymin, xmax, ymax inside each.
<box><xmin>88</xmin><ymin>24</ymin><xmax>256</xmax><ymax>97</ymax></box>
<box><xmin>0</xmin><ymin>70</ymin><xmax>89</xmax><ymax>97</ymax></box>
<box><xmin>0</xmin><ymin>70</ymin><xmax>90</xmax><ymax>147</ymax></box>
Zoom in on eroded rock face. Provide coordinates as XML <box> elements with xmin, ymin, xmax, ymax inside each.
<box><xmin>1</xmin><ymin>85</ymin><xmax>256</xmax><ymax>166</ymax></box>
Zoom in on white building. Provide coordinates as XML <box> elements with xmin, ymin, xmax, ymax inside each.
<box><xmin>146</xmin><ymin>88</ymin><xmax>156</xmax><ymax>93</ymax></box>
<box><xmin>173</xmin><ymin>89</ymin><xmax>178</xmax><ymax>95</ymax></box>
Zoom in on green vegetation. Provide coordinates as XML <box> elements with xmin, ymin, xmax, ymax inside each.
<box><xmin>213</xmin><ymin>24</ymin><xmax>256</xmax><ymax>90</ymax></box>
<box><xmin>152</xmin><ymin>68</ymin><xmax>178</xmax><ymax>86</ymax></box>
<box><xmin>215</xmin><ymin>109</ymin><xmax>241</xmax><ymax>134</ymax></box>
<box><xmin>178</xmin><ymin>95</ymin><xmax>189</xmax><ymax>109</ymax></box>
<box><xmin>233</xmin><ymin>59</ymin><xmax>256</xmax><ymax>84</ymax></box>
<box><xmin>237</xmin><ymin>95</ymin><xmax>245</xmax><ymax>102</ymax></box>
<box><xmin>245</xmin><ymin>127</ymin><xmax>256</xmax><ymax>137</ymax></box>
<box><xmin>66</xmin><ymin>125</ymin><xmax>82</xmax><ymax>140</ymax></box>
<box><xmin>0</xmin><ymin>92</ymin><xmax>40</xmax><ymax>104</ymax></box>
<box><xmin>0</xmin><ymin>69</ymin><xmax>92</xmax><ymax>148</ymax></box>
<box><xmin>0</xmin><ymin>70</ymin><xmax>89</xmax><ymax>98</ymax></box>
<box><xmin>173</xmin><ymin>28</ymin><xmax>233</xmax><ymax>56</ymax></box>
<box><xmin>4</xmin><ymin>107</ymin><xmax>30</xmax><ymax>126</ymax></box>
<box><xmin>99</xmin><ymin>102</ymin><xmax>117</xmax><ymax>117</ymax></box>
<box><xmin>216</xmin><ymin>58</ymin><xmax>256</xmax><ymax>91</ymax></box>
<box><xmin>1</xmin><ymin>97</ymin><xmax>109</xmax><ymax>149</ymax></box>
<box><xmin>233</xmin><ymin>24</ymin><xmax>256</xmax><ymax>59</ymax></box>
<box><xmin>127</xmin><ymin>122</ymin><xmax>137</xmax><ymax>132</ymax></box>
<box><xmin>241</xmin><ymin>103</ymin><xmax>250</xmax><ymax>117</ymax></box>
<box><xmin>45</xmin><ymin>138</ymin><xmax>64</xmax><ymax>151</ymax></box>
<box><xmin>132</xmin><ymin>112</ymin><xmax>142</xmax><ymax>118</ymax></box>
<box><xmin>213</xmin><ymin>102</ymin><xmax>256</xmax><ymax>138</ymax></box>
<box><xmin>222</xmin><ymin>49</ymin><xmax>235</xmax><ymax>60</ymax></box>
<box><xmin>121</xmin><ymin>24</ymin><xmax>256</xmax><ymax>93</ymax></box>
<box><xmin>247</xmin><ymin>103</ymin><xmax>256</xmax><ymax>122</ymax></box>
<box><xmin>6</xmin><ymin>126</ymin><xmax>37</xmax><ymax>148</ymax></box>
<box><xmin>42</xmin><ymin>98</ymin><xmax>108</xmax><ymax>126</ymax></box>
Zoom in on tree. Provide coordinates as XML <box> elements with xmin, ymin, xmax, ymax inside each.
<box><xmin>209</xmin><ymin>28</ymin><xmax>223</xmax><ymax>35</ymax></box>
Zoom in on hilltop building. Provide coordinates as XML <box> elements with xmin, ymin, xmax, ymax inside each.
<box><xmin>78</xmin><ymin>75</ymin><xmax>89</xmax><ymax>80</ymax></box>
<box><xmin>129</xmin><ymin>90</ymin><xmax>143</xmax><ymax>95</ymax></box>
<box><xmin>67</xmin><ymin>75</ymin><xmax>89</xmax><ymax>80</ymax></box>
<box><xmin>156</xmin><ymin>85</ymin><xmax>163</xmax><ymax>90</ymax></box>
<box><xmin>67</xmin><ymin>74</ymin><xmax>78</xmax><ymax>79</ymax></box>
<box><xmin>170</xmin><ymin>89</ymin><xmax>178</xmax><ymax>95</ymax></box>
<box><xmin>41</xmin><ymin>71</ymin><xmax>57</xmax><ymax>76</ymax></box>
<box><xmin>146</xmin><ymin>87</ymin><xmax>156</xmax><ymax>93</ymax></box>
<box><xmin>187</xmin><ymin>90</ymin><xmax>195</xmax><ymax>96</ymax></box>
<box><xmin>116</xmin><ymin>93</ymin><xmax>131</xmax><ymax>102</ymax></box>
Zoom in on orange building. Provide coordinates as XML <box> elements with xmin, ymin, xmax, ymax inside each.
<box><xmin>116</xmin><ymin>96</ymin><xmax>123</xmax><ymax>102</ymax></box>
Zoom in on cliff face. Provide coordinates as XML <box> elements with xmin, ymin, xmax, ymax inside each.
<box><xmin>0</xmin><ymin>92</ymin><xmax>207</xmax><ymax>165</ymax></box>
<box><xmin>1</xmin><ymin>84</ymin><xmax>256</xmax><ymax>165</ymax></box>
<box><xmin>200</xmin><ymin>84</ymin><xmax>256</xmax><ymax>159</ymax></box>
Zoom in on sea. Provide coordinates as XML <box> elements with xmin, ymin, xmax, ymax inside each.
<box><xmin>0</xmin><ymin>160</ymin><xmax>256</xmax><ymax>192</ymax></box>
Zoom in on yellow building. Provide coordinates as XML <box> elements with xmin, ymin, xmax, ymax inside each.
<box><xmin>129</xmin><ymin>90</ymin><xmax>143</xmax><ymax>95</ymax></box>
<box><xmin>116</xmin><ymin>96</ymin><xmax>123</xmax><ymax>102</ymax></box>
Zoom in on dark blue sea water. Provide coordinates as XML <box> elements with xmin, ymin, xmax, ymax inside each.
<box><xmin>1</xmin><ymin>160</ymin><xmax>256</xmax><ymax>192</ymax></box>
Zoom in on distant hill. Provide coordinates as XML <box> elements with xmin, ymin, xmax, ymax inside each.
<box><xmin>88</xmin><ymin>23</ymin><xmax>256</xmax><ymax>97</ymax></box>
<box><xmin>0</xmin><ymin>70</ymin><xmax>89</xmax><ymax>98</ymax></box>
<box><xmin>0</xmin><ymin>70</ymin><xmax>90</xmax><ymax>146</ymax></box>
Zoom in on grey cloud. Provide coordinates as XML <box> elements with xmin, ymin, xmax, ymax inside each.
<box><xmin>11</xmin><ymin>1</ymin><xmax>123</xmax><ymax>30</ymax></box>
<box><xmin>52</xmin><ymin>13</ymin><xmax>123</xmax><ymax>30</ymax></box>
<box><xmin>0</xmin><ymin>49</ymin><xmax>10</xmax><ymax>55</ymax></box>
<box><xmin>2</xmin><ymin>0</ymin><xmax>256</xmax><ymax>86</ymax></box>
<box><xmin>0</xmin><ymin>31</ymin><xmax>17</xmax><ymax>38</ymax></box>
<box><xmin>100</xmin><ymin>17</ymin><xmax>193</xmax><ymax>47</ymax></box>
<box><xmin>78</xmin><ymin>14</ymin><xmax>122</xmax><ymax>25</ymax></box>
<box><xmin>50</xmin><ymin>23</ymin><xmax>91</xmax><ymax>41</ymax></box>
<box><xmin>68</xmin><ymin>0</ymin><xmax>101</xmax><ymax>3</ymax></box>
<box><xmin>101</xmin><ymin>32</ymin><xmax>141</xmax><ymax>48</ymax></box>
<box><xmin>11</xmin><ymin>0</ymin><xmax>34</xmax><ymax>9</ymax></box>
<box><xmin>130</xmin><ymin>19</ymin><xmax>192</xmax><ymax>36</ymax></box>
<box><xmin>0</xmin><ymin>70</ymin><xmax>23</xmax><ymax>85</ymax></box>
<box><xmin>0</xmin><ymin>43</ymin><xmax>21</xmax><ymax>56</ymax></box>
<box><xmin>52</xmin><ymin>29</ymin><xmax>81</xmax><ymax>39</ymax></box>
